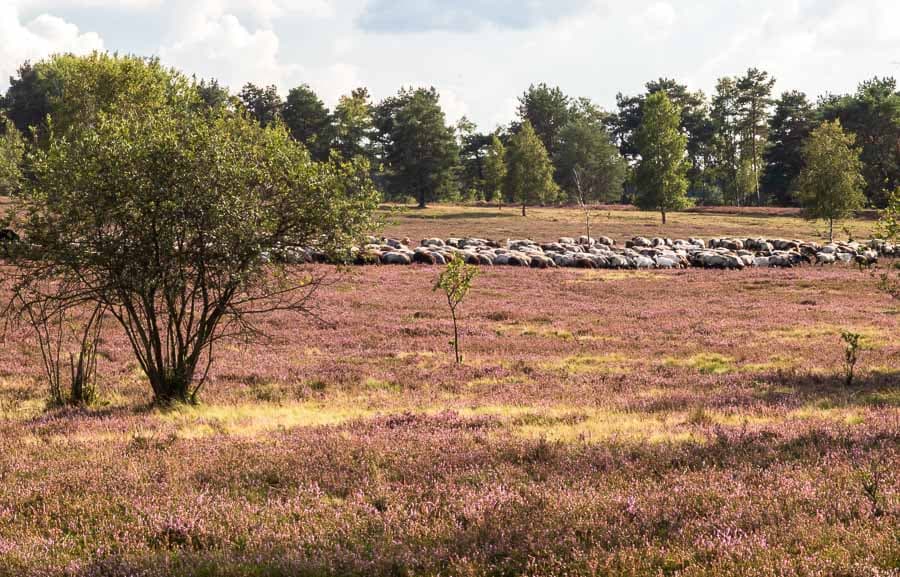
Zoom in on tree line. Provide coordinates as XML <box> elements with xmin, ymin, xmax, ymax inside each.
<box><xmin>2</xmin><ymin>55</ymin><xmax>900</xmax><ymax>215</ymax></box>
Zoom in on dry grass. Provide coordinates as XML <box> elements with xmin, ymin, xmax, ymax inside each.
<box><xmin>378</xmin><ymin>203</ymin><xmax>880</xmax><ymax>243</ymax></box>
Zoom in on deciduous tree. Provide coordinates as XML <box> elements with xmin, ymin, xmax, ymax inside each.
<box><xmin>556</xmin><ymin>118</ymin><xmax>626</xmax><ymax>238</ymax></box>
<box><xmin>819</xmin><ymin>77</ymin><xmax>900</xmax><ymax>208</ymax></box>
<box><xmin>795</xmin><ymin>120</ymin><xmax>866</xmax><ymax>242</ymax></box>
<box><xmin>505</xmin><ymin>121</ymin><xmax>558</xmax><ymax>216</ymax></box>
<box><xmin>0</xmin><ymin>116</ymin><xmax>24</xmax><ymax>196</ymax></box>
<box><xmin>7</xmin><ymin>60</ymin><xmax>378</xmax><ymax>404</ymax></box>
<box><xmin>634</xmin><ymin>92</ymin><xmax>691</xmax><ymax>224</ymax></box>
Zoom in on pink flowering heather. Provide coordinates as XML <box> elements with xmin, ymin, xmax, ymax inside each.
<box><xmin>0</xmin><ymin>252</ymin><xmax>898</xmax><ymax>576</ymax></box>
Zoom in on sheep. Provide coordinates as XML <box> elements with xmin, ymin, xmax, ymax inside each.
<box><xmin>381</xmin><ymin>251</ymin><xmax>412</xmax><ymax>265</ymax></box>
<box><xmin>815</xmin><ymin>252</ymin><xmax>836</xmax><ymax>266</ymax></box>
<box><xmin>855</xmin><ymin>251</ymin><xmax>878</xmax><ymax>269</ymax></box>
<box><xmin>655</xmin><ymin>256</ymin><xmax>679</xmax><ymax>269</ymax></box>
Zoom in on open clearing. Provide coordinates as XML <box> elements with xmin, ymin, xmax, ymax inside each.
<box><xmin>0</xmin><ymin>206</ymin><xmax>898</xmax><ymax>576</ymax></box>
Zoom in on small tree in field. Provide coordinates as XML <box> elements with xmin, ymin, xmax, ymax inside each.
<box><xmin>434</xmin><ymin>254</ymin><xmax>478</xmax><ymax>365</ymax></box>
<box><xmin>6</xmin><ymin>56</ymin><xmax>378</xmax><ymax>405</ymax></box>
<box><xmin>505</xmin><ymin>121</ymin><xmax>558</xmax><ymax>216</ymax></box>
<box><xmin>634</xmin><ymin>92</ymin><xmax>691</xmax><ymax>224</ymax></box>
<box><xmin>796</xmin><ymin>120</ymin><xmax>866</xmax><ymax>243</ymax></box>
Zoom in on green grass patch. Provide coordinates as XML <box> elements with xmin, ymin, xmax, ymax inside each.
<box><xmin>664</xmin><ymin>353</ymin><xmax>735</xmax><ymax>374</ymax></box>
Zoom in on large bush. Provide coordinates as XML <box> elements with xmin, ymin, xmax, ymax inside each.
<box><xmin>7</xmin><ymin>55</ymin><xmax>378</xmax><ymax>403</ymax></box>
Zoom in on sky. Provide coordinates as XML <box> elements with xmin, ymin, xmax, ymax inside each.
<box><xmin>2</xmin><ymin>0</ymin><xmax>900</xmax><ymax>130</ymax></box>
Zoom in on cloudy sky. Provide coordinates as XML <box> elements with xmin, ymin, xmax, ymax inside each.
<box><xmin>2</xmin><ymin>0</ymin><xmax>900</xmax><ymax>129</ymax></box>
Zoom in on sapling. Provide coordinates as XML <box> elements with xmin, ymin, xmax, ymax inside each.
<box><xmin>434</xmin><ymin>254</ymin><xmax>478</xmax><ymax>364</ymax></box>
<box><xmin>841</xmin><ymin>330</ymin><xmax>862</xmax><ymax>387</ymax></box>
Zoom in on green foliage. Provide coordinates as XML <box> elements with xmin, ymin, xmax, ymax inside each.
<box><xmin>482</xmin><ymin>135</ymin><xmax>507</xmax><ymax>205</ymax></box>
<box><xmin>283</xmin><ymin>84</ymin><xmax>333</xmax><ymax>161</ymax></box>
<box><xmin>11</xmin><ymin>60</ymin><xmax>378</xmax><ymax>404</ymax></box>
<box><xmin>634</xmin><ymin>92</ymin><xmax>691</xmax><ymax>223</ymax></box>
<box><xmin>505</xmin><ymin>121</ymin><xmax>559</xmax><ymax>215</ymax></box>
<box><xmin>556</xmin><ymin>118</ymin><xmax>626</xmax><ymax>204</ymax></box>
<box><xmin>195</xmin><ymin>78</ymin><xmax>232</xmax><ymax>111</ymax></box>
<box><xmin>2</xmin><ymin>61</ymin><xmax>51</xmax><ymax>135</ymax></box>
<box><xmin>333</xmin><ymin>88</ymin><xmax>375</xmax><ymax>162</ymax></box>
<box><xmin>238</xmin><ymin>83</ymin><xmax>283</xmax><ymax>127</ymax></box>
<box><xmin>762</xmin><ymin>91</ymin><xmax>816</xmax><ymax>205</ymax></box>
<box><xmin>609</xmin><ymin>78</ymin><xmax>711</xmax><ymax>195</ymax></box>
<box><xmin>456</xmin><ymin>117</ymin><xmax>492</xmax><ymax>203</ymax></box>
<box><xmin>24</xmin><ymin>53</ymin><xmax>194</xmax><ymax>143</ymax></box>
<box><xmin>0</xmin><ymin>116</ymin><xmax>24</xmax><ymax>196</ymax></box>
<box><xmin>841</xmin><ymin>330</ymin><xmax>862</xmax><ymax>387</ymax></box>
<box><xmin>736</xmin><ymin>68</ymin><xmax>776</xmax><ymax>206</ymax></box>
<box><xmin>517</xmin><ymin>83</ymin><xmax>570</xmax><ymax>158</ymax></box>
<box><xmin>434</xmin><ymin>253</ymin><xmax>478</xmax><ymax>364</ymax></box>
<box><xmin>795</xmin><ymin>120</ymin><xmax>866</xmax><ymax>241</ymax></box>
<box><xmin>375</xmin><ymin>87</ymin><xmax>459</xmax><ymax>208</ymax></box>
<box><xmin>876</xmin><ymin>188</ymin><xmax>900</xmax><ymax>240</ymax></box>
<box><xmin>819</xmin><ymin>77</ymin><xmax>900</xmax><ymax>208</ymax></box>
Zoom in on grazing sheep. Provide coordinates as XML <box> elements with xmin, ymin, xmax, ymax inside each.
<box><xmin>635</xmin><ymin>256</ymin><xmax>655</xmax><ymax>269</ymax></box>
<box><xmin>815</xmin><ymin>252</ymin><xmax>836</xmax><ymax>266</ymax></box>
<box><xmin>655</xmin><ymin>256</ymin><xmax>679</xmax><ymax>269</ymax></box>
<box><xmin>412</xmin><ymin>251</ymin><xmax>437</xmax><ymax>265</ymax></box>
<box><xmin>382</xmin><ymin>252</ymin><xmax>412</xmax><ymax>265</ymax></box>
<box><xmin>855</xmin><ymin>251</ymin><xmax>878</xmax><ymax>269</ymax></box>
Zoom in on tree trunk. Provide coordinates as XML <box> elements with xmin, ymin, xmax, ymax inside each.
<box><xmin>829</xmin><ymin>218</ymin><xmax>834</xmax><ymax>243</ymax></box>
<box><xmin>522</xmin><ymin>203</ymin><xmax>527</xmax><ymax>217</ymax></box>
<box><xmin>585</xmin><ymin>210</ymin><xmax>591</xmax><ymax>243</ymax></box>
<box><xmin>451</xmin><ymin>308</ymin><xmax>461</xmax><ymax>364</ymax></box>
<box><xmin>661</xmin><ymin>210</ymin><xmax>667</xmax><ymax>225</ymax></box>
<box><xmin>149</xmin><ymin>365</ymin><xmax>197</xmax><ymax>405</ymax></box>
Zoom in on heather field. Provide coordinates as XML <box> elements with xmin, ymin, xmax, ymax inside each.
<box><xmin>1</xmin><ymin>208</ymin><xmax>899</xmax><ymax>576</ymax></box>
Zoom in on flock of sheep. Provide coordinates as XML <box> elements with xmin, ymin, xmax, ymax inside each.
<box><xmin>3</xmin><ymin>227</ymin><xmax>895</xmax><ymax>270</ymax></box>
<box><xmin>319</xmin><ymin>235</ymin><xmax>896</xmax><ymax>270</ymax></box>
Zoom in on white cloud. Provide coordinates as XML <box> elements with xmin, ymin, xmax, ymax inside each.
<box><xmin>159</xmin><ymin>13</ymin><xmax>297</xmax><ymax>90</ymax></box>
<box><xmin>0</xmin><ymin>7</ymin><xmax>104</xmax><ymax>89</ymax></box>
<box><xmin>437</xmin><ymin>87</ymin><xmax>468</xmax><ymax>124</ymax></box>
<box><xmin>641</xmin><ymin>1</ymin><xmax>675</xmax><ymax>37</ymax></box>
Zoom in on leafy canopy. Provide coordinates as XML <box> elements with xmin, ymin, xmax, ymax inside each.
<box><xmin>505</xmin><ymin>121</ymin><xmax>559</xmax><ymax>214</ymax></box>
<box><xmin>556</xmin><ymin>118</ymin><xmax>626</xmax><ymax>204</ymax></box>
<box><xmin>0</xmin><ymin>116</ymin><xmax>24</xmax><ymax>197</ymax></box>
<box><xmin>634</xmin><ymin>91</ymin><xmax>691</xmax><ymax>222</ymax></box>
<box><xmin>795</xmin><ymin>119</ymin><xmax>866</xmax><ymax>239</ymax></box>
<box><xmin>10</xmin><ymin>56</ymin><xmax>378</xmax><ymax>403</ymax></box>
<box><xmin>482</xmin><ymin>135</ymin><xmax>507</xmax><ymax>204</ymax></box>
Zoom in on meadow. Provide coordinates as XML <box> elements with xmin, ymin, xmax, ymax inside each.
<box><xmin>0</xmin><ymin>206</ymin><xmax>898</xmax><ymax>576</ymax></box>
